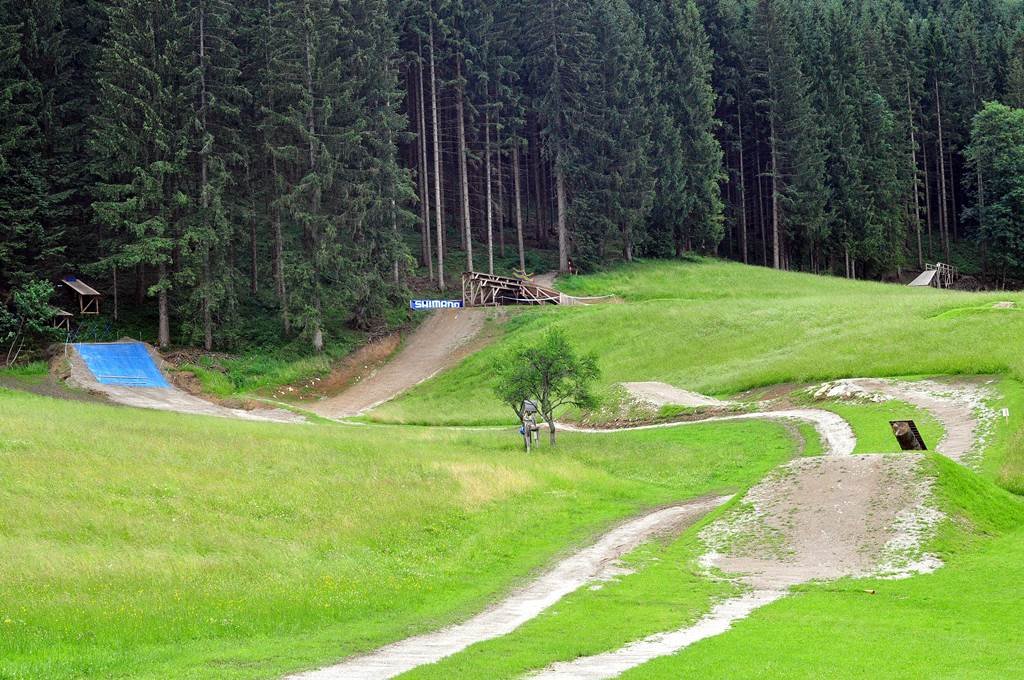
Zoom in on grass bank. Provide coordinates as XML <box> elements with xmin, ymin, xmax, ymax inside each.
<box><xmin>371</xmin><ymin>258</ymin><xmax>1024</xmax><ymax>426</ymax></box>
<box><xmin>399</xmin><ymin>450</ymin><xmax>1024</xmax><ymax>679</ymax></box>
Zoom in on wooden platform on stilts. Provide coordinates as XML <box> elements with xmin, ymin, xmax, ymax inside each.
<box><xmin>462</xmin><ymin>271</ymin><xmax>563</xmax><ymax>307</ymax></box>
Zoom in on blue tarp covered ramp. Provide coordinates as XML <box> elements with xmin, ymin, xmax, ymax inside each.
<box><xmin>73</xmin><ymin>342</ymin><xmax>170</xmax><ymax>388</ymax></box>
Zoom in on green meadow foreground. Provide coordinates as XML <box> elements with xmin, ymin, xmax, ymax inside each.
<box><xmin>0</xmin><ymin>390</ymin><xmax>794</xmax><ymax>678</ymax></box>
<box><xmin>4</xmin><ymin>259</ymin><xmax>1024</xmax><ymax>678</ymax></box>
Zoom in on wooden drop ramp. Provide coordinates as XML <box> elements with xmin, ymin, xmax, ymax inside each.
<box><xmin>461</xmin><ymin>271</ymin><xmax>610</xmax><ymax>307</ymax></box>
<box><xmin>462</xmin><ymin>271</ymin><xmax>561</xmax><ymax>306</ymax></box>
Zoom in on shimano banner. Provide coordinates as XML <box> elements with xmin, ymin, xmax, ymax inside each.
<box><xmin>409</xmin><ymin>299</ymin><xmax>464</xmax><ymax>311</ymax></box>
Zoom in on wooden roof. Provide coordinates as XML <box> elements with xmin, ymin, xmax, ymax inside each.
<box><xmin>62</xmin><ymin>276</ymin><xmax>101</xmax><ymax>297</ymax></box>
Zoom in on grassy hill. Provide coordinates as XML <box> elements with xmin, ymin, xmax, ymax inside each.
<box><xmin>370</xmin><ymin>258</ymin><xmax>1024</xmax><ymax>426</ymax></box>
<box><xmin>4</xmin><ymin>257</ymin><xmax>1024</xmax><ymax>678</ymax></box>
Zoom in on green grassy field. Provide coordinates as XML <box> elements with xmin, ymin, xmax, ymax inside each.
<box><xmin>369</xmin><ymin>258</ymin><xmax>1024</xmax><ymax>427</ymax></box>
<box><xmin>5</xmin><ymin>257</ymin><xmax>1024</xmax><ymax>679</ymax></box>
<box><xmin>0</xmin><ymin>388</ymin><xmax>795</xmax><ymax>679</ymax></box>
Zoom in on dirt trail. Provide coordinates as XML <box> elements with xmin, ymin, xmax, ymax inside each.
<box><xmin>286</xmin><ymin>495</ymin><xmax>732</xmax><ymax>680</ymax></box>
<box><xmin>562</xmin><ymin>408</ymin><xmax>856</xmax><ymax>457</ymax></box>
<box><xmin>536</xmin><ymin>453</ymin><xmax>939</xmax><ymax>679</ymax></box>
<box><xmin>65</xmin><ymin>345</ymin><xmax>303</xmax><ymax>423</ymax></box>
<box><xmin>621</xmin><ymin>381</ymin><xmax>729</xmax><ymax>407</ymax></box>
<box><xmin>309</xmin><ymin>308</ymin><xmax>487</xmax><ymax>419</ymax></box>
<box><xmin>292</xmin><ymin>378</ymin><xmax>981</xmax><ymax>679</ymax></box>
<box><xmin>839</xmin><ymin>378</ymin><xmax>991</xmax><ymax>462</ymax></box>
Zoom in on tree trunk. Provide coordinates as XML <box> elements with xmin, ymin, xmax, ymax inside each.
<box><xmin>555</xmin><ymin>163</ymin><xmax>569</xmax><ymax>272</ymax></box>
<box><xmin>248</xmin><ymin>166</ymin><xmax>259</xmax><ymax>296</ymax></box>
<box><xmin>934</xmin><ymin>78</ymin><xmax>950</xmax><ymax>262</ymax></box>
<box><xmin>199</xmin><ymin>0</ymin><xmax>212</xmax><ymax>351</ymax></box>
<box><xmin>429</xmin><ymin>23</ymin><xmax>445</xmax><ymax>290</ymax></box>
<box><xmin>906</xmin><ymin>82</ymin><xmax>923</xmax><ymax>269</ymax></box>
<box><xmin>512</xmin><ymin>144</ymin><xmax>526</xmax><ymax>272</ymax></box>
<box><xmin>496</xmin><ymin>115</ymin><xmax>505</xmax><ymax>258</ymax></box>
<box><xmin>158</xmin><ymin>262</ymin><xmax>170</xmax><ymax>349</ymax></box>
<box><xmin>265</xmin><ymin>0</ymin><xmax>288</xmax><ymax>333</ymax></box>
<box><xmin>922</xmin><ymin>139</ymin><xmax>933</xmax><ymax>257</ymax></box>
<box><xmin>135</xmin><ymin>264</ymin><xmax>145</xmax><ymax>305</ymax></box>
<box><xmin>304</xmin><ymin>8</ymin><xmax>322</xmax><ymax>351</ymax></box>
<box><xmin>485</xmin><ymin>111</ymin><xmax>494</xmax><ymax>273</ymax></box>
<box><xmin>947</xmin><ymin>147</ymin><xmax>959</xmax><ymax>243</ymax></box>
<box><xmin>769</xmin><ymin>113</ymin><xmax>781</xmax><ymax>270</ymax></box>
<box><xmin>755</xmin><ymin>146</ymin><xmax>767</xmax><ymax>266</ymax></box>
<box><xmin>456</xmin><ymin>59</ymin><xmax>473</xmax><ymax>271</ymax></box>
<box><xmin>737</xmin><ymin>108</ymin><xmax>748</xmax><ymax>265</ymax></box>
<box><xmin>112</xmin><ymin>265</ymin><xmax>118</xmax><ymax>321</ymax></box>
<box><xmin>416</xmin><ymin>43</ymin><xmax>433</xmax><ymax>280</ymax></box>
<box><xmin>531</xmin><ymin>124</ymin><xmax>547</xmax><ymax>246</ymax></box>
<box><xmin>547</xmin><ymin>418</ymin><xmax>556</xmax><ymax>445</ymax></box>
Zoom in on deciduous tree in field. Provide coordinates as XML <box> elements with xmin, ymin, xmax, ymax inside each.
<box><xmin>493</xmin><ymin>328</ymin><xmax>599</xmax><ymax>445</ymax></box>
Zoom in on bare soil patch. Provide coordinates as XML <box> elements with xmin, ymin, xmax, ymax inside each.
<box><xmin>620</xmin><ymin>381</ymin><xmax>729</xmax><ymax>408</ymax></box>
<box><xmin>309</xmin><ymin>308</ymin><xmax>490</xmax><ymax>419</ymax></box>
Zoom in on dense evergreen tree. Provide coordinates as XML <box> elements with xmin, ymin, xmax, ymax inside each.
<box><xmin>0</xmin><ymin>3</ymin><xmax>65</xmax><ymax>297</ymax></box>
<box><xmin>3</xmin><ymin>0</ymin><xmax>1024</xmax><ymax>350</ymax></box>
<box><xmin>966</xmin><ymin>102</ymin><xmax>1024</xmax><ymax>283</ymax></box>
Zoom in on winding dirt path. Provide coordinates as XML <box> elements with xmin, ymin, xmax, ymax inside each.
<box><xmin>309</xmin><ymin>308</ymin><xmax>487</xmax><ymax>418</ymax></box>
<box><xmin>530</xmin><ymin>379</ymin><xmax>979</xmax><ymax>679</ymax></box>
<box><xmin>286</xmin><ymin>495</ymin><xmax>731</xmax><ymax>680</ymax></box>
<box><xmin>562</xmin><ymin>408</ymin><xmax>856</xmax><ymax>457</ymax></box>
<box><xmin>291</xmin><ymin>376</ymin><xmax>984</xmax><ymax>679</ymax></box>
<box><xmin>840</xmin><ymin>378</ymin><xmax>990</xmax><ymax>462</ymax></box>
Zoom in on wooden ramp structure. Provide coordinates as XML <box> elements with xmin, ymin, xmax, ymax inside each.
<box><xmin>461</xmin><ymin>271</ymin><xmax>613</xmax><ymax>307</ymax></box>
<box><xmin>908</xmin><ymin>262</ymin><xmax>958</xmax><ymax>289</ymax></box>
<box><xmin>462</xmin><ymin>271</ymin><xmax>561</xmax><ymax>306</ymax></box>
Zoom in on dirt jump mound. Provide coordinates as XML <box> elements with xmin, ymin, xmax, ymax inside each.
<box><xmin>67</xmin><ymin>341</ymin><xmax>303</xmax><ymax>423</ymax></box>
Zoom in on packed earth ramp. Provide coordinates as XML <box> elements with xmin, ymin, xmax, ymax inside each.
<box><xmin>619</xmin><ymin>381</ymin><xmax>730</xmax><ymax>407</ymax></box>
<box><xmin>825</xmin><ymin>378</ymin><xmax>993</xmax><ymax>462</ymax></box>
<box><xmin>65</xmin><ymin>342</ymin><xmax>303</xmax><ymax>423</ymax></box>
<box><xmin>532</xmin><ymin>455</ymin><xmax>937</xmax><ymax>680</ymax></box>
<box><xmin>309</xmin><ymin>308</ymin><xmax>487</xmax><ymax>419</ymax></box>
<box><xmin>286</xmin><ymin>495</ymin><xmax>732</xmax><ymax>680</ymax></box>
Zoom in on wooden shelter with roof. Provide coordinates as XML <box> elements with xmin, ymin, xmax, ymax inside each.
<box><xmin>51</xmin><ymin>308</ymin><xmax>74</xmax><ymax>331</ymax></box>
<box><xmin>61</xmin><ymin>276</ymin><xmax>101</xmax><ymax>315</ymax></box>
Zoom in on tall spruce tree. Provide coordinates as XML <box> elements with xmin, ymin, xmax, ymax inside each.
<box><xmin>523</xmin><ymin>0</ymin><xmax>595</xmax><ymax>272</ymax></box>
<box><xmin>90</xmin><ymin>0</ymin><xmax>189</xmax><ymax>347</ymax></box>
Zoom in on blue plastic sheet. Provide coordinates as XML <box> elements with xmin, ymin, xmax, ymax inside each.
<box><xmin>74</xmin><ymin>342</ymin><xmax>170</xmax><ymax>388</ymax></box>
